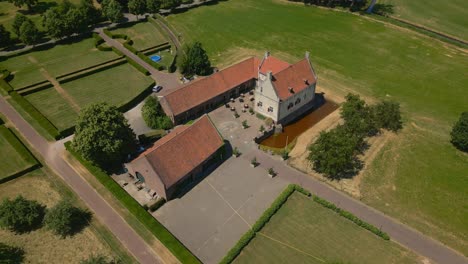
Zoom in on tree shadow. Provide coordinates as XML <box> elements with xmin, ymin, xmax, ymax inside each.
<box><xmin>66</xmin><ymin>208</ymin><xmax>92</xmax><ymax>237</ymax></box>
<box><xmin>0</xmin><ymin>243</ymin><xmax>25</xmax><ymax>263</ymax></box>
<box><xmin>372</xmin><ymin>4</ymin><xmax>394</xmax><ymax>16</ymax></box>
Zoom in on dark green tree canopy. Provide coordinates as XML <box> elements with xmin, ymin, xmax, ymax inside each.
<box><xmin>0</xmin><ymin>196</ymin><xmax>45</xmax><ymax>233</ymax></box>
<box><xmin>0</xmin><ymin>25</ymin><xmax>11</xmax><ymax>48</ymax></box>
<box><xmin>19</xmin><ymin>19</ymin><xmax>40</xmax><ymax>45</ymax></box>
<box><xmin>72</xmin><ymin>103</ymin><xmax>137</xmax><ymax>169</ymax></box>
<box><xmin>128</xmin><ymin>0</ymin><xmax>147</xmax><ymax>17</ymax></box>
<box><xmin>142</xmin><ymin>96</ymin><xmax>173</xmax><ymax>130</ymax></box>
<box><xmin>44</xmin><ymin>200</ymin><xmax>91</xmax><ymax>238</ymax></box>
<box><xmin>8</xmin><ymin>0</ymin><xmax>38</xmax><ymax>11</ymax></box>
<box><xmin>12</xmin><ymin>14</ymin><xmax>29</xmax><ymax>36</ymax></box>
<box><xmin>340</xmin><ymin>93</ymin><xmax>378</xmax><ymax>136</ymax></box>
<box><xmin>372</xmin><ymin>100</ymin><xmax>402</xmax><ymax>132</ymax></box>
<box><xmin>308</xmin><ymin>125</ymin><xmax>363</xmax><ymax>179</ymax></box>
<box><xmin>160</xmin><ymin>0</ymin><xmax>181</xmax><ymax>10</ymax></box>
<box><xmin>179</xmin><ymin>41</ymin><xmax>212</xmax><ymax>77</ymax></box>
<box><xmin>146</xmin><ymin>0</ymin><xmax>160</xmax><ymax>13</ymax></box>
<box><xmin>80</xmin><ymin>254</ymin><xmax>119</xmax><ymax>264</ymax></box>
<box><xmin>450</xmin><ymin>111</ymin><xmax>468</xmax><ymax>152</ymax></box>
<box><xmin>102</xmin><ymin>0</ymin><xmax>124</xmax><ymax>22</ymax></box>
<box><xmin>0</xmin><ymin>242</ymin><xmax>25</xmax><ymax>264</ymax></box>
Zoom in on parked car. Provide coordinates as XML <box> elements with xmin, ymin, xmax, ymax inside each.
<box><xmin>152</xmin><ymin>85</ymin><xmax>163</xmax><ymax>93</ymax></box>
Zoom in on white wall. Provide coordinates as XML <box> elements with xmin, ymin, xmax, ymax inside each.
<box><xmin>254</xmin><ymin>72</ymin><xmax>280</xmax><ymax>121</ymax></box>
<box><xmin>277</xmin><ymin>83</ymin><xmax>316</xmax><ymax>121</ymax></box>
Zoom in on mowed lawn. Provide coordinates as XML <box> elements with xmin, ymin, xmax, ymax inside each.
<box><xmin>24</xmin><ymin>88</ymin><xmax>79</xmax><ymax>131</ymax></box>
<box><xmin>0</xmin><ymin>126</ymin><xmax>37</xmax><ymax>180</ymax></box>
<box><xmin>111</xmin><ymin>21</ymin><xmax>169</xmax><ymax>51</ymax></box>
<box><xmin>0</xmin><ymin>37</ymin><xmax>118</xmax><ymax>89</ymax></box>
<box><xmin>166</xmin><ymin>0</ymin><xmax>468</xmax><ymax>254</ymax></box>
<box><xmin>234</xmin><ymin>193</ymin><xmax>420</xmax><ymax>264</ymax></box>
<box><xmin>0</xmin><ymin>170</ymin><xmax>114</xmax><ymax>263</ymax></box>
<box><xmin>61</xmin><ymin>63</ymin><xmax>153</xmax><ymax>107</ymax></box>
<box><xmin>377</xmin><ymin>0</ymin><xmax>468</xmax><ymax>41</ymax></box>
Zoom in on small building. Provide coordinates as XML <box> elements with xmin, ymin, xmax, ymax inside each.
<box><xmin>125</xmin><ymin>115</ymin><xmax>225</xmax><ymax>200</ymax></box>
<box><xmin>254</xmin><ymin>52</ymin><xmax>317</xmax><ymax>123</ymax></box>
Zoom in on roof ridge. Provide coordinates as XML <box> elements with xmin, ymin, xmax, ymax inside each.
<box><xmin>272</xmin><ymin>57</ymin><xmax>307</xmax><ymax>77</ymax></box>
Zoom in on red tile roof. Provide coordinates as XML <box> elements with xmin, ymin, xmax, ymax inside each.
<box><xmin>162</xmin><ymin>57</ymin><xmax>260</xmax><ymax>116</ymax></box>
<box><xmin>259</xmin><ymin>56</ymin><xmax>290</xmax><ymax>75</ymax></box>
<box><xmin>135</xmin><ymin>115</ymin><xmax>224</xmax><ymax>189</ymax></box>
<box><xmin>272</xmin><ymin>59</ymin><xmax>317</xmax><ymax>100</ymax></box>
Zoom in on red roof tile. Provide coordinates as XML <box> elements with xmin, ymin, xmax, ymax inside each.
<box><xmin>272</xmin><ymin>59</ymin><xmax>317</xmax><ymax>100</ymax></box>
<box><xmin>259</xmin><ymin>56</ymin><xmax>290</xmax><ymax>75</ymax></box>
<box><xmin>136</xmin><ymin>115</ymin><xmax>224</xmax><ymax>188</ymax></box>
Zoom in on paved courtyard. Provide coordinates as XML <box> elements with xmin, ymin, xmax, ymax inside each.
<box><xmin>154</xmin><ymin>154</ymin><xmax>288</xmax><ymax>263</ymax></box>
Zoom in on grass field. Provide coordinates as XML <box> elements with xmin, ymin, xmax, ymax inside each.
<box><xmin>0</xmin><ymin>126</ymin><xmax>37</xmax><ymax>180</ymax></box>
<box><xmin>166</xmin><ymin>0</ymin><xmax>468</xmax><ymax>254</ymax></box>
<box><xmin>377</xmin><ymin>0</ymin><xmax>468</xmax><ymax>41</ymax></box>
<box><xmin>111</xmin><ymin>21</ymin><xmax>169</xmax><ymax>51</ymax></box>
<box><xmin>0</xmin><ymin>37</ymin><xmax>118</xmax><ymax>89</ymax></box>
<box><xmin>234</xmin><ymin>192</ymin><xmax>420</xmax><ymax>263</ymax></box>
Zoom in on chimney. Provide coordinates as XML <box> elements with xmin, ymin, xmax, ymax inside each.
<box><xmin>264</xmin><ymin>51</ymin><xmax>270</xmax><ymax>59</ymax></box>
<box><xmin>267</xmin><ymin>71</ymin><xmax>272</xmax><ymax>80</ymax></box>
<box><xmin>305</xmin><ymin>51</ymin><xmax>310</xmax><ymax>60</ymax></box>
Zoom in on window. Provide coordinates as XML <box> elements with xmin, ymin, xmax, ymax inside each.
<box><xmin>268</xmin><ymin>106</ymin><xmax>274</xmax><ymax>112</ymax></box>
<box><xmin>295</xmin><ymin>98</ymin><xmax>301</xmax><ymax>105</ymax></box>
<box><xmin>257</xmin><ymin>101</ymin><xmax>263</xmax><ymax>107</ymax></box>
<box><xmin>287</xmin><ymin>102</ymin><xmax>293</xmax><ymax>110</ymax></box>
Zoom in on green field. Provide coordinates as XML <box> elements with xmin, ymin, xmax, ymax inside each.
<box><xmin>377</xmin><ymin>0</ymin><xmax>468</xmax><ymax>41</ymax></box>
<box><xmin>0</xmin><ymin>126</ymin><xmax>37</xmax><ymax>181</ymax></box>
<box><xmin>111</xmin><ymin>22</ymin><xmax>169</xmax><ymax>51</ymax></box>
<box><xmin>234</xmin><ymin>192</ymin><xmax>420</xmax><ymax>263</ymax></box>
<box><xmin>166</xmin><ymin>0</ymin><xmax>468</xmax><ymax>254</ymax></box>
<box><xmin>0</xmin><ymin>37</ymin><xmax>118</xmax><ymax>89</ymax></box>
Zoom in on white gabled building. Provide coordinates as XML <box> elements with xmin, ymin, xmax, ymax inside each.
<box><xmin>254</xmin><ymin>52</ymin><xmax>318</xmax><ymax>124</ymax></box>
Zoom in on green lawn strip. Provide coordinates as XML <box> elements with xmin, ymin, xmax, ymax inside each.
<box><xmin>64</xmin><ymin>142</ymin><xmax>201</xmax><ymax>264</ymax></box>
<box><xmin>24</xmin><ymin>88</ymin><xmax>79</xmax><ymax>132</ymax></box>
<box><xmin>61</xmin><ymin>63</ymin><xmax>154</xmax><ymax>108</ymax></box>
<box><xmin>376</xmin><ymin>0</ymin><xmax>468</xmax><ymax>42</ymax></box>
<box><xmin>166</xmin><ymin>0</ymin><xmax>468</xmax><ymax>251</ymax></box>
<box><xmin>222</xmin><ymin>185</ymin><xmax>393</xmax><ymax>264</ymax></box>
<box><xmin>111</xmin><ymin>21</ymin><xmax>169</xmax><ymax>51</ymax></box>
<box><xmin>0</xmin><ymin>126</ymin><xmax>39</xmax><ymax>182</ymax></box>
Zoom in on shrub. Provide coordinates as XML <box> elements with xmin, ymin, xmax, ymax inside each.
<box><xmin>259</xmin><ymin>125</ymin><xmax>265</xmax><ymax>133</ymax></box>
<box><xmin>234</xmin><ymin>111</ymin><xmax>239</xmax><ymax>118</ymax></box>
<box><xmin>371</xmin><ymin>100</ymin><xmax>402</xmax><ymax>132</ymax></box>
<box><xmin>0</xmin><ymin>196</ymin><xmax>45</xmax><ymax>233</ymax></box>
<box><xmin>264</xmin><ymin>117</ymin><xmax>273</xmax><ymax>127</ymax></box>
<box><xmin>148</xmin><ymin>199</ymin><xmax>166</xmax><ymax>212</ymax></box>
<box><xmin>232</xmin><ymin>147</ymin><xmax>241</xmax><ymax>157</ymax></box>
<box><xmin>142</xmin><ymin>96</ymin><xmax>173</xmax><ymax>130</ymax></box>
<box><xmin>450</xmin><ymin>112</ymin><xmax>468</xmax><ymax>152</ymax></box>
<box><xmin>44</xmin><ymin>200</ymin><xmax>91</xmax><ymax>238</ymax></box>
<box><xmin>219</xmin><ymin>230</ymin><xmax>255</xmax><ymax>264</ymax></box>
<box><xmin>126</xmin><ymin>56</ymin><xmax>150</xmax><ymax>75</ymax></box>
<box><xmin>267</xmin><ymin>167</ymin><xmax>276</xmax><ymax>176</ymax></box>
<box><xmin>241</xmin><ymin>120</ymin><xmax>248</xmax><ymax>129</ymax></box>
<box><xmin>80</xmin><ymin>254</ymin><xmax>117</xmax><ymax>264</ymax></box>
<box><xmin>250</xmin><ymin>157</ymin><xmax>257</xmax><ymax>166</ymax></box>
<box><xmin>0</xmin><ymin>242</ymin><xmax>24</xmax><ymax>263</ymax></box>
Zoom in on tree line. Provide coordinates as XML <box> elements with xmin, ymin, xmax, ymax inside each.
<box><xmin>288</xmin><ymin>0</ymin><xmax>368</xmax><ymax>12</ymax></box>
<box><xmin>0</xmin><ymin>0</ymin><xmax>184</xmax><ymax>48</ymax></box>
<box><xmin>308</xmin><ymin>93</ymin><xmax>403</xmax><ymax>179</ymax></box>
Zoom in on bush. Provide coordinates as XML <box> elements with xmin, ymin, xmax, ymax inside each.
<box><xmin>0</xmin><ymin>242</ymin><xmax>25</xmax><ymax>263</ymax></box>
<box><xmin>142</xmin><ymin>96</ymin><xmax>173</xmax><ymax>129</ymax></box>
<box><xmin>148</xmin><ymin>199</ymin><xmax>166</xmax><ymax>212</ymax></box>
<box><xmin>372</xmin><ymin>100</ymin><xmax>402</xmax><ymax>132</ymax></box>
<box><xmin>44</xmin><ymin>200</ymin><xmax>91</xmax><ymax>238</ymax></box>
<box><xmin>450</xmin><ymin>112</ymin><xmax>468</xmax><ymax>152</ymax></box>
<box><xmin>65</xmin><ymin>143</ymin><xmax>200</xmax><ymax>263</ymax></box>
<box><xmin>80</xmin><ymin>254</ymin><xmax>117</xmax><ymax>264</ymax></box>
<box><xmin>219</xmin><ymin>229</ymin><xmax>256</xmax><ymax>264</ymax></box>
<box><xmin>0</xmin><ymin>196</ymin><xmax>45</xmax><ymax>233</ymax></box>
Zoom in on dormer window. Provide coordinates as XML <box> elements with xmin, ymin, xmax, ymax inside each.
<box><xmin>304</xmin><ymin>79</ymin><xmax>309</xmax><ymax>85</ymax></box>
<box><xmin>288</xmin><ymin>87</ymin><xmax>294</xmax><ymax>94</ymax></box>
<box><xmin>257</xmin><ymin>101</ymin><xmax>263</xmax><ymax>107</ymax></box>
<box><xmin>268</xmin><ymin>106</ymin><xmax>273</xmax><ymax>112</ymax></box>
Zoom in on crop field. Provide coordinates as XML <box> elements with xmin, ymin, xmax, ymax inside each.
<box><xmin>377</xmin><ymin>0</ymin><xmax>468</xmax><ymax>41</ymax></box>
<box><xmin>0</xmin><ymin>38</ymin><xmax>118</xmax><ymax>89</ymax></box>
<box><xmin>234</xmin><ymin>192</ymin><xmax>420</xmax><ymax>264</ymax></box>
<box><xmin>111</xmin><ymin>21</ymin><xmax>169</xmax><ymax>51</ymax></box>
<box><xmin>0</xmin><ymin>126</ymin><xmax>37</xmax><ymax>181</ymax></box>
<box><xmin>166</xmin><ymin>0</ymin><xmax>468</xmax><ymax>254</ymax></box>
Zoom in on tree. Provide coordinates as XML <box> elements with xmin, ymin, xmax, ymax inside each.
<box><xmin>66</xmin><ymin>7</ymin><xmax>88</xmax><ymax>35</ymax></box>
<box><xmin>0</xmin><ymin>242</ymin><xmax>25</xmax><ymax>263</ymax></box>
<box><xmin>12</xmin><ymin>14</ymin><xmax>28</xmax><ymax>36</ymax></box>
<box><xmin>146</xmin><ymin>0</ymin><xmax>160</xmax><ymax>13</ymax></box>
<box><xmin>102</xmin><ymin>0</ymin><xmax>124</xmax><ymax>22</ymax></box>
<box><xmin>0</xmin><ymin>25</ymin><xmax>12</xmax><ymax>48</ymax></box>
<box><xmin>79</xmin><ymin>0</ymin><xmax>101</xmax><ymax>25</ymax></box>
<box><xmin>128</xmin><ymin>0</ymin><xmax>147</xmax><ymax>18</ymax></box>
<box><xmin>178</xmin><ymin>41</ymin><xmax>212</xmax><ymax>77</ymax></box>
<box><xmin>371</xmin><ymin>101</ymin><xmax>402</xmax><ymax>132</ymax></box>
<box><xmin>18</xmin><ymin>20</ymin><xmax>40</xmax><ymax>46</ymax></box>
<box><xmin>340</xmin><ymin>93</ymin><xmax>377</xmax><ymax>136</ymax></box>
<box><xmin>308</xmin><ymin>125</ymin><xmax>363</xmax><ymax>179</ymax></box>
<box><xmin>141</xmin><ymin>96</ymin><xmax>173</xmax><ymax>130</ymax></box>
<box><xmin>450</xmin><ymin>112</ymin><xmax>468</xmax><ymax>152</ymax></box>
<box><xmin>160</xmin><ymin>0</ymin><xmax>181</xmax><ymax>10</ymax></box>
<box><xmin>44</xmin><ymin>200</ymin><xmax>91</xmax><ymax>238</ymax></box>
<box><xmin>0</xmin><ymin>196</ymin><xmax>45</xmax><ymax>233</ymax></box>
<box><xmin>72</xmin><ymin>103</ymin><xmax>137</xmax><ymax>169</ymax></box>
<box><xmin>80</xmin><ymin>254</ymin><xmax>119</xmax><ymax>264</ymax></box>
<box><xmin>42</xmin><ymin>8</ymin><xmax>67</xmax><ymax>39</ymax></box>
<box><xmin>8</xmin><ymin>0</ymin><xmax>38</xmax><ymax>11</ymax></box>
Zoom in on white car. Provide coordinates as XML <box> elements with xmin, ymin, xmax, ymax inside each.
<box><xmin>152</xmin><ymin>85</ymin><xmax>163</xmax><ymax>93</ymax></box>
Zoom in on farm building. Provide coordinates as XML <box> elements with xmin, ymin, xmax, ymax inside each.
<box><xmin>125</xmin><ymin>115</ymin><xmax>225</xmax><ymax>200</ymax></box>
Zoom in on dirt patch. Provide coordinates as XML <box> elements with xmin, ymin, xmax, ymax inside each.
<box><xmin>27</xmin><ymin>56</ymin><xmax>38</xmax><ymax>64</ymax></box>
<box><xmin>39</xmin><ymin>68</ymin><xmax>81</xmax><ymax>112</ymax></box>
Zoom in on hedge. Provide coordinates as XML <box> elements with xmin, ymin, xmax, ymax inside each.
<box><xmin>219</xmin><ymin>230</ymin><xmax>256</xmax><ymax>264</ymax></box>
<box><xmin>18</xmin><ymin>82</ymin><xmax>54</xmax><ymax>96</ymax></box>
<box><xmin>58</xmin><ymin>59</ymin><xmax>127</xmax><ymax>84</ymax></box>
<box><xmin>148</xmin><ymin>198</ymin><xmax>166</xmax><ymax>212</ymax></box>
<box><xmin>125</xmin><ymin>56</ymin><xmax>150</xmax><ymax>75</ymax></box>
<box><xmin>118</xmin><ymin>81</ymin><xmax>154</xmax><ymax>113</ymax></box>
<box><xmin>112</xmin><ymin>47</ymin><xmax>124</xmax><ymax>56</ymax></box>
<box><xmin>123</xmin><ymin>42</ymin><xmax>139</xmax><ymax>54</ymax></box>
<box><xmin>0</xmin><ymin>79</ymin><xmax>13</xmax><ymax>94</ymax></box>
<box><xmin>9</xmin><ymin>91</ymin><xmax>60</xmax><ymax>139</ymax></box>
<box><xmin>139</xmin><ymin>42</ymin><xmax>170</xmax><ymax>54</ymax></box>
<box><xmin>102</xmin><ymin>28</ymin><xmax>112</xmax><ymax>38</ymax></box>
<box><xmin>65</xmin><ymin>142</ymin><xmax>201</xmax><ymax>264</ymax></box>
<box><xmin>311</xmin><ymin>195</ymin><xmax>390</xmax><ymax>240</ymax></box>
<box><xmin>137</xmin><ymin>52</ymin><xmax>165</xmax><ymax>71</ymax></box>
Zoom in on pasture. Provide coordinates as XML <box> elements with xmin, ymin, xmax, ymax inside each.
<box><xmin>234</xmin><ymin>192</ymin><xmax>420</xmax><ymax>264</ymax></box>
<box><xmin>376</xmin><ymin>0</ymin><xmax>468</xmax><ymax>41</ymax></box>
<box><xmin>111</xmin><ymin>21</ymin><xmax>169</xmax><ymax>51</ymax></box>
<box><xmin>166</xmin><ymin>0</ymin><xmax>468</xmax><ymax>254</ymax></box>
